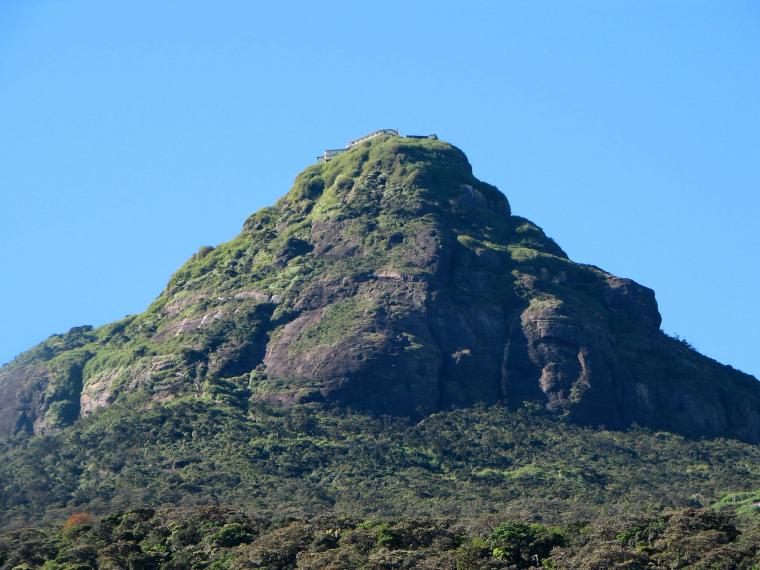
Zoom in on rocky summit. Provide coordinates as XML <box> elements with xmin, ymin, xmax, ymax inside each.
<box><xmin>2</xmin><ymin>133</ymin><xmax>759</xmax><ymax>442</ymax></box>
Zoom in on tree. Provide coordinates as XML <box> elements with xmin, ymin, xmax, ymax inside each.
<box><xmin>489</xmin><ymin>522</ymin><xmax>565</xmax><ymax>568</ymax></box>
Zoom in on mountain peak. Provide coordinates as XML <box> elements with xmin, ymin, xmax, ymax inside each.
<box><xmin>281</xmin><ymin>132</ymin><xmax>510</xmax><ymax>222</ymax></box>
<box><xmin>1</xmin><ymin>136</ymin><xmax>759</xmax><ymax>443</ymax></box>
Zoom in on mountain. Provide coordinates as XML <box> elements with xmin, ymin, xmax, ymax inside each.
<box><xmin>2</xmin><ymin>132</ymin><xmax>759</xmax><ymax>441</ymax></box>
<box><xmin>2</xmin><ymin>132</ymin><xmax>760</xmax><ymax>567</ymax></box>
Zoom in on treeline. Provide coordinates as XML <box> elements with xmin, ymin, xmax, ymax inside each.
<box><xmin>1</xmin><ymin>504</ymin><xmax>758</xmax><ymax>569</ymax></box>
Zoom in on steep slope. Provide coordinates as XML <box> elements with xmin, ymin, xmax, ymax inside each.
<box><xmin>1</xmin><ymin>134</ymin><xmax>759</xmax><ymax>442</ymax></box>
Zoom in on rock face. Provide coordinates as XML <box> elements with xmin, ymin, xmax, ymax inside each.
<box><xmin>2</xmin><ymin>134</ymin><xmax>759</xmax><ymax>441</ymax></box>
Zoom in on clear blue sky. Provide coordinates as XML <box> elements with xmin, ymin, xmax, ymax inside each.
<box><xmin>1</xmin><ymin>1</ymin><xmax>758</xmax><ymax>378</ymax></box>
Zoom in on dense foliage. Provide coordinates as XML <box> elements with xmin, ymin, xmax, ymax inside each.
<box><xmin>1</xmin><ymin>503</ymin><xmax>758</xmax><ymax>569</ymax></box>
<box><xmin>2</xmin><ymin>399</ymin><xmax>760</xmax><ymax>533</ymax></box>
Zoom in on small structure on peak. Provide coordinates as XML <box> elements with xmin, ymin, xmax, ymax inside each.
<box><xmin>317</xmin><ymin>148</ymin><xmax>348</xmax><ymax>163</ymax></box>
<box><xmin>317</xmin><ymin>129</ymin><xmax>437</xmax><ymax>162</ymax></box>
<box><xmin>347</xmin><ymin>129</ymin><xmax>399</xmax><ymax>148</ymax></box>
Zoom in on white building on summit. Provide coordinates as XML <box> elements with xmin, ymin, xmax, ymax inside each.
<box><xmin>317</xmin><ymin>129</ymin><xmax>437</xmax><ymax>162</ymax></box>
<box><xmin>347</xmin><ymin>129</ymin><xmax>399</xmax><ymax>148</ymax></box>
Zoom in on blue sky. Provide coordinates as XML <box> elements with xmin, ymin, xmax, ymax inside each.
<box><xmin>1</xmin><ymin>1</ymin><xmax>758</xmax><ymax>377</ymax></box>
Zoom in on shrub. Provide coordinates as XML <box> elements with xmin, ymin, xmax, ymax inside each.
<box><xmin>210</xmin><ymin>523</ymin><xmax>253</xmax><ymax>547</ymax></box>
<box><xmin>489</xmin><ymin>522</ymin><xmax>565</xmax><ymax>568</ymax></box>
<box><xmin>454</xmin><ymin>537</ymin><xmax>492</xmax><ymax>569</ymax></box>
<box><xmin>197</xmin><ymin>245</ymin><xmax>215</xmax><ymax>259</ymax></box>
<box><xmin>44</xmin><ymin>400</ymin><xmax>79</xmax><ymax>428</ymax></box>
<box><xmin>374</xmin><ymin>523</ymin><xmax>402</xmax><ymax>549</ymax></box>
<box><xmin>62</xmin><ymin>512</ymin><xmax>94</xmax><ymax>530</ymax></box>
